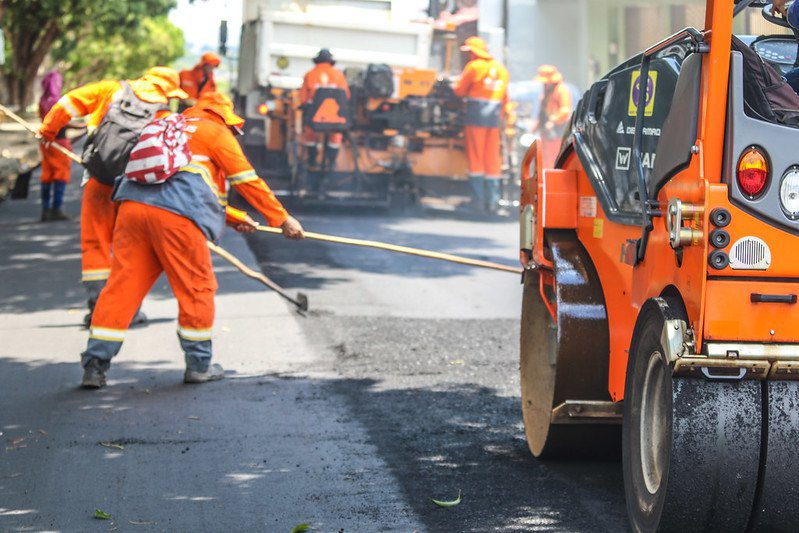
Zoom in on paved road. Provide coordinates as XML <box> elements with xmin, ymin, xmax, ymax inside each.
<box><xmin>0</xmin><ymin>173</ymin><xmax>627</xmax><ymax>531</ymax></box>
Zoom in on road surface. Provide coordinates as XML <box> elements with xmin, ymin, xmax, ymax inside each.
<box><xmin>0</xmin><ymin>177</ymin><xmax>627</xmax><ymax>531</ymax></box>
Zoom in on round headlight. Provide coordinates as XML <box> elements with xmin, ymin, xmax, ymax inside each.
<box><xmin>780</xmin><ymin>168</ymin><xmax>799</xmax><ymax>219</ymax></box>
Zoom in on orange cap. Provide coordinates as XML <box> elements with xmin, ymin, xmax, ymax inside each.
<box><xmin>460</xmin><ymin>36</ymin><xmax>491</xmax><ymax>59</ymax></box>
<box><xmin>535</xmin><ymin>65</ymin><xmax>563</xmax><ymax>85</ymax></box>
<box><xmin>142</xmin><ymin>66</ymin><xmax>190</xmax><ymax>99</ymax></box>
<box><xmin>195</xmin><ymin>91</ymin><xmax>244</xmax><ymax>127</ymax></box>
<box><xmin>201</xmin><ymin>52</ymin><xmax>222</xmax><ymax>67</ymax></box>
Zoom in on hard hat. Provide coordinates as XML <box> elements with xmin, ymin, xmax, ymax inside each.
<box><xmin>534</xmin><ymin>65</ymin><xmax>563</xmax><ymax>85</ymax></box>
<box><xmin>201</xmin><ymin>52</ymin><xmax>222</xmax><ymax>67</ymax></box>
<box><xmin>460</xmin><ymin>36</ymin><xmax>491</xmax><ymax>59</ymax></box>
<box><xmin>195</xmin><ymin>91</ymin><xmax>245</xmax><ymax>128</ymax></box>
<box><xmin>142</xmin><ymin>66</ymin><xmax>189</xmax><ymax>99</ymax></box>
<box><xmin>313</xmin><ymin>49</ymin><xmax>336</xmax><ymax>65</ymax></box>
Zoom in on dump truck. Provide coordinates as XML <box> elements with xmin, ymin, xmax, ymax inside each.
<box><xmin>519</xmin><ymin>1</ymin><xmax>799</xmax><ymax>530</ymax></box>
<box><xmin>235</xmin><ymin>0</ymin><xmax>513</xmax><ymax>207</ymax></box>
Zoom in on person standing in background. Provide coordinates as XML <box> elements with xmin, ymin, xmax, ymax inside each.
<box><xmin>179</xmin><ymin>52</ymin><xmax>222</xmax><ymax>108</ymax></box>
<box><xmin>38</xmin><ymin>72</ymin><xmax>74</xmax><ymax>222</ymax></box>
<box><xmin>531</xmin><ymin>65</ymin><xmax>573</xmax><ymax>168</ymax></box>
<box><xmin>452</xmin><ymin>37</ymin><xmax>509</xmax><ymax>213</ymax></box>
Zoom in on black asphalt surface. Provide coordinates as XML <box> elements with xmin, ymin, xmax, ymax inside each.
<box><xmin>243</xmin><ymin>203</ymin><xmax>629</xmax><ymax>532</ymax></box>
<box><xmin>0</xmin><ymin>170</ymin><xmax>628</xmax><ymax>531</ymax></box>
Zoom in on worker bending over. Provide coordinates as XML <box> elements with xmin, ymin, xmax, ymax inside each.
<box><xmin>39</xmin><ymin>67</ymin><xmax>188</xmax><ymax>327</ymax></box>
<box><xmin>531</xmin><ymin>65</ymin><xmax>572</xmax><ymax>167</ymax></box>
<box><xmin>179</xmin><ymin>52</ymin><xmax>222</xmax><ymax>109</ymax></box>
<box><xmin>37</xmin><ymin>71</ymin><xmax>73</xmax><ymax>222</ymax></box>
<box><xmin>299</xmin><ymin>48</ymin><xmax>350</xmax><ymax>170</ymax></box>
<box><xmin>79</xmin><ymin>92</ymin><xmax>304</xmax><ymax>389</ymax></box>
<box><xmin>452</xmin><ymin>36</ymin><xmax>509</xmax><ymax>213</ymax></box>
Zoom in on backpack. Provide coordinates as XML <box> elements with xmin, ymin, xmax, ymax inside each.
<box><xmin>124</xmin><ymin>114</ymin><xmax>192</xmax><ymax>184</ymax></box>
<box><xmin>82</xmin><ymin>82</ymin><xmax>166</xmax><ymax>184</ymax></box>
<box><xmin>731</xmin><ymin>36</ymin><xmax>799</xmax><ymax>126</ymax></box>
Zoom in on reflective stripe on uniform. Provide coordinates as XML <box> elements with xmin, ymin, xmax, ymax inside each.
<box><xmin>177</xmin><ymin>326</ymin><xmax>213</xmax><ymax>341</ymax></box>
<box><xmin>57</xmin><ymin>95</ymin><xmax>81</xmax><ymax>118</ymax></box>
<box><xmin>179</xmin><ymin>164</ymin><xmax>226</xmax><ymax>206</ymax></box>
<box><xmin>89</xmin><ymin>326</ymin><xmax>127</xmax><ymax>342</ymax></box>
<box><xmin>82</xmin><ymin>269</ymin><xmax>111</xmax><ymax>282</ymax></box>
<box><xmin>227</xmin><ymin>170</ymin><xmax>258</xmax><ymax>185</ymax></box>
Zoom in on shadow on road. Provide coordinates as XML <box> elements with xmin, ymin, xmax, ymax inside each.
<box><xmin>0</xmin><ymin>354</ymin><xmax>627</xmax><ymax>532</ymax></box>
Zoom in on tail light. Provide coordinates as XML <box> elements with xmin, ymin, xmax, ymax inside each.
<box><xmin>257</xmin><ymin>103</ymin><xmax>269</xmax><ymax>115</ymax></box>
<box><xmin>737</xmin><ymin>147</ymin><xmax>769</xmax><ymax>198</ymax></box>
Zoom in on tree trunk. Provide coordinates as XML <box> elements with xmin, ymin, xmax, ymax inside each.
<box><xmin>2</xmin><ymin>21</ymin><xmax>60</xmax><ymax>109</ymax></box>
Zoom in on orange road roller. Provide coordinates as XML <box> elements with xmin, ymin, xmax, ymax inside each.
<box><xmin>519</xmin><ymin>1</ymin><xmax>799</xmax><ymax>530</ymax></box>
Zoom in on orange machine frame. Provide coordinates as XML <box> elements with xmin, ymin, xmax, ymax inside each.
<box><xmin>522</xmin><ymin>0</ymin><xmax>799</xmax><ymax>401</ymax></box>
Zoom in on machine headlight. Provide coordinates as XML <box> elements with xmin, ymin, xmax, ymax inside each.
<box><xmin>780</xmin><ymin>167</ymin><xmax>799</xmax><ymax>219</ymax></box>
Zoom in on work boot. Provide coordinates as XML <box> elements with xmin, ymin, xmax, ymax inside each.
<box><xmin>81</xmin><ymin>358</ymin><xmax>109</xmax><ymax>389</ymax></box>
<box><xmin>41</xmin><ymin>208</ymin><xmax>52</xmax><ymax>222</ymax></box>
<box><xmin>130</xmin><ymin>310</ymin><xmax>148</xmax><ymax>328</ymax></box>
<box><xmin>49</xmin><ymin>209</ymin><xmax>70</xmax><ymax>221</ymax></box>
<box><xmin>184</xmin><ymin>363</ymin><xmax>225</xmax><ymax>384</ymax></box>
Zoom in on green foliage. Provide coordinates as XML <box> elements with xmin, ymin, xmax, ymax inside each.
<box><xmin>0</xmin><ymin>0</ymin><xmax>181</xmax><ymax>106</ymax></box>
<box><xmin>56</xmin><ymin>16</ymin><xmax>185</xmax><ymax>89</ymax></box>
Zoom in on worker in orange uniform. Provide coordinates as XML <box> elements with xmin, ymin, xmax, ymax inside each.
<box><xmin>39</xmin><ymin>67</ymin><xmax>188</xmax><ymax>327</ymax></box>
<box><xmin>299</xmin><ymin>49</ymin><xmax>350</xmax><ymax>170</ymax></box>
<box><xmin>38</xmin><ymin>71</ymin><xmax>73</xmax><ymax>221</ymax></box>
<box><xmin>179</xmin><ymin>52</ymin><xmax>221</xmax><ymax>105</ymax></box>
<box><xmin>78</xmin><ymin>92</ymin><xmax>305</xmax><ymax>389</ymax></box>
<box><xmin>452</xmin><ymin>37</ymin><xmax>509</xmax><ymax>212</ymax></box>
<box><xmin>531</xmin><ymin>65</ymin><xmax>573</xmax><ymax>168</ymax></box>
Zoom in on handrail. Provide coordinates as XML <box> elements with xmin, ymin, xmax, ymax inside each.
<box><xmin>633</xmin><ymin>28</ymin><xmax>708</xmax><ymax>264</ymax></box>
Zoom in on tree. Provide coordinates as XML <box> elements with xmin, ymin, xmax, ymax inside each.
<box><xmin>0</xmin><ymin>0</ymin><xmax>176</xmax><ymax>108</ymax></box>
<box><xmin>55</xmin><ymin>17</ymin><xmax>185</xmax><ymax>89</ymax></box>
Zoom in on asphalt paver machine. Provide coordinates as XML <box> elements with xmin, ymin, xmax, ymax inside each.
<box><xmin>519</xmin><ymin>1</ymin><xmax>799</xmax><ymax>530</ymax></box>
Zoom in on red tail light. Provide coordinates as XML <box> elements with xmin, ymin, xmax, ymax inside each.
<box><xmin>257</xmin><ymin>103</ymin><xmax>269</xmax><ymax>115</ymax></box>
<box><xmin>737</xmin><ymin>147</ymin><xmax>769</xmax><ymax>198</ymax></box>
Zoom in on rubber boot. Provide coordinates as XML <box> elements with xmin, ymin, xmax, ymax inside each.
<box><xmin>49</xmin><ymin>209</ymin><xmax>70</xmax><ymax>221</ymax></box>
<box><xmin>306</xmin><ymin>145</ymin><xmax>319</xmax><ymax>170</ymax></box>
<box><xmin>468</xmin><ymin>174</ymin><xmax>486</xmax><ymax>211</ymax></box>
<box><xmin>81</xmin><ymin>358</ymin><xmax>110</xmax><ymax>389</ymax></box>
<box><xmin>323</xmin><ymin>146</ymin><xmax>339</xmax><ymax>173</ymax></box>
<box><xmin>41</xmin><ymin>208</ymin><xmax>52</xmax><ymax>222</ymax></box>
<box><xmin>41</xmin><ymin>182</ymin><xmax>52</xmax><ymax>222</ymax></box>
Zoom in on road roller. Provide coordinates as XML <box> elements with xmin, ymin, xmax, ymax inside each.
<box><xmin>519</xmin><ymin>1</ymin><xmax>799</xmax><ymax>530</ymax></box>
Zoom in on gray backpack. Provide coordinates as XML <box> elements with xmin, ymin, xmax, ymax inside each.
<box><xmin>82</xmin><ymin>82</ymin><xmax>166</xmax><ymax>185</ymax></box>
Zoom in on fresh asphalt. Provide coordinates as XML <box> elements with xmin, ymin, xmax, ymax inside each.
<box><xmin>0</xmin><ymin>172</ymin><xmax>628</xmax><ymax>531</ymax></box>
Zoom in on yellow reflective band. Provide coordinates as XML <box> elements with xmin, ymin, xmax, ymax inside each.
<box><xmin>228</xmin><ymin>170</ymin><xmax>258</xmax><ymax>185</ymax></box>
<box><xmin>81</xmin><ymin>269</ymin><xmax>111</xmax><ymax>282</ymax></box>
<box><xmin>180</xmin><ymin>165</ymin><xmax>227</xmax><ymax>206</ymax></box>
<box><xmin>177</xmin><ymin>327</ymin><xmax>213</xmax><ymax>341</ymax></box>
<box><xmin>89</xmin><ymin>327</ymin><xmax>126</xmax><ymax>342</ymax></box>
<box><xmin>58</xmin><ymin>95</ymin><xmax>80</xmax><ymax>118</ymax></box>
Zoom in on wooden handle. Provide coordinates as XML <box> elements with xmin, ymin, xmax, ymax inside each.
<box><xmin>255</xmin><ymin>226</ymin><xmax>522</xmax><ymax>274</ymax></box>
<box><xmin>0</xmin><ymin>103</ymin><xmax>84</xmax><ymax>164</ymax></box>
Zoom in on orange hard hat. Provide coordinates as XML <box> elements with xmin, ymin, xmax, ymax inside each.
<box><xmin>195</xmin><ymin>91</ymin><xmax>244</xmax><ymax>128</ymax></box>
<box><xmin>201</xmin><ymin>52</ymin><xmax>222</xmax><ymax>67</ymax></box>
<box><xmin>535</xmin><ymin>65</ymin><xmax>563</xmax><ymax>85</ymax></box>
<box><xmin>460</xmin><ymin>36</ymin><xmax>491</xmax><ymax>59</ymax></box>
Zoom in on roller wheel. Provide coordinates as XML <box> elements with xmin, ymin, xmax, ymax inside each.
<box><xmin>520</xmin><ymin>231</ymin><xmax>619</xmax><ymax>459</ymax></box>
<box><xmin>623</xmin><ymin>299</ymin><xmax>762</xmax><ymax>532</ymax></box>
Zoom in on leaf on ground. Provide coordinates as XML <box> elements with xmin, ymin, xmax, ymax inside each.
<box><xmin>94</xmin><ymin>509</ymin><xmax>113</xmax><ymax>520</ymax></box>
<box><xmin>187</xmin><ymin>416</ymin><xmax>200</xmax><ymax>420</ymax></box>
<box><xmin>431</xmin><ymin>489</ymin><xmax>462</xmax><ymax>508</ymax></box>
<box><xmin>448</xmin><ymin>360</ymin><xmax>465</xmax><ymax>365</ymax></box>
<box><xmin>100</xmin><ymin>441</ymin><xmax>124</xmax><ymax>450</ymax></box>
<box><xmin>290</xmin><ymin>523</ymin><xmax>311</xmax><ymax>533</ymax></box>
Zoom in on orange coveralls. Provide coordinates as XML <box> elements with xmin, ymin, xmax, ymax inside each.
<box><xmin>538</xmin><ymin>83</ymin><xmax>573</xmax><ymax>168</ymax></box>
<box><xmin>82</xmin><ymin>105</ymin><xmax>289</xmax><ymax>371</ymax></box>
<box><xmin>453</xmin><ymin>57</ymin><xmax>509</xmax><ymax>180</ymax></box>
<box><xmin>179</xmin><ymin>65</ymin><xmax>217</xmax><ymax>101</ymax></box>
<box><xmin>300</xmin><ymin>63</ymin><xmax>351</xmax><ymax>149</ymax></box>
<box><xmin>40</xmin><ymin>80</ymin><xmax>169</xmax><ymax>306</ymax></box>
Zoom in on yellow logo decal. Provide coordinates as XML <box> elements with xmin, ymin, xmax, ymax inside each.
<box><xmin>593</xmin><ymin>218</ymin><xmax>604</xmax><ymax>239</ymax></box>
<box><xmin>628</xmin><ymin>70</ymin><xmax>658</xmax><ymax>117</ymax></box>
